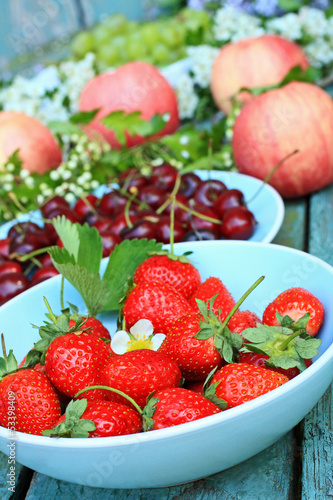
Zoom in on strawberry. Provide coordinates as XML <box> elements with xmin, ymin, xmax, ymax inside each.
<box><xmin>227</xmin><ymin>310</ymin><xmax>261</xmax><ymax>337</ymax></box>
<box><xmin>143</xmin><ymin>387</ymin><xmax>223</xmax><ymax>430</ymax></box>
<box><xmin>158</xmin><ymin>297</ymin><xmax>243</xmax><ymax>381</ymax></box>
<box><xmin>68</xmin><ymin>316</ymin><xmax>111</xmax><ymax>341</ymax></box>
<box><xmin>133</xmin><ymin>253</ymin><xmax>201</xmax><ymax>299</ymax></box>
<box><xmin>189</xmin><ymin>276</ymin><xmax>236</xmax><ymax>321</ymax></box>
<box><xmin>102</xmin><ymin>349</ymin><xmax>182</xmax><ymax>409</ymax></box>
<box><xmin>209</xmin><ymin>363</ymin><xmax>289</xmax><ymax>409</ymax></box>
<box><xmin>262</xmin><ymin>287</ymin><xmax>324</xmax><ymax>336</ymax></box>
<box><xmin>0</xmin><ymin>345</ymin><xmax>61</xmax><ymax>435</ymax></box>
<box><xmin>122</xmin><ymin>280</ymin><xmax>193</xmax><ymax>334</ymax></box>
<box><xmin>238</xmin><ymin>351</ymin><xmax>312</xmax><ymax>380</ymax></box>
<box><xmin>44</xmin><ymin>398</ymin><xmax>142</xmax><ymax>438</ymax></box>
<box><xmin>44</xmin><ymin>333</ymin><xmax>112</xmax><ymax>401</ymax></box>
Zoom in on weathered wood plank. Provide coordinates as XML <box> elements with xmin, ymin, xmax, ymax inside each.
<box><xmin>25</xmin><ymin>431</ymin><xmax>297</xmax><ymax>499</ymax></box>
<box><xmin>300</xmin><ymin>184</ymin><xmax>333</xmax><ymax>499</ymax></box>
<box><xmin>0</xmin><ymin>450</ymin><xmax>33</xmax><ymax>500</ymax></box>
<box><xmin>272</xmin><ymin>199</ymin><xmax>307</xmax><ymax>249</ymax></box>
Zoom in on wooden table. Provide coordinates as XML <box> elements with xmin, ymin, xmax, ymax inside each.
<box><xmin>0</xmin><ymin>186</ymin><xmax>332</xmax><ymax>499</ymax></box>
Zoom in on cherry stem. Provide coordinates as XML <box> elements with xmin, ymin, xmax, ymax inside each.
<box><xmin>13</xmin><ymin>245</ymin><xmax>56</xmax><ymax>262</ymax></box>
<box><xmin>220</xmin><ymin>275</ymin><xmax>265</xmax><ymax>328</ymax></box>
<box><xmin>156</xmin><ymin>174</ymin><xmax>182</xmax><ymax>215</ymax></box>
<box><xmin>175</xmin><ymin>200</ymin><xmax>221</xmax><ymax>224</ymax></box>
<box><xmin>169</xmin><ymin>176</ymin><xmax>181</xmax><ymax>256</ymax></box>
<box><xmin>75</xmin><ymin>385</ymin><xmax>143</xmax><ymax>415</ymax></box>
<box><xmin>246</xmin><ymin>149</ymin><xmax>299</xmax><ymax>205</ymax></box>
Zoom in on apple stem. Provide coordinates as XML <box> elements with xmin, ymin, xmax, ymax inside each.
<box><xmin>246</xmin><ymin>149</ymin><xmax>299</xmax><ymax>205</ymax></box>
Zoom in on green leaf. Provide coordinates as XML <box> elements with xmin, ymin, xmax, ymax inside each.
<box><xmin>0</xmin><ymin>350</ymin><xmax>18</xmax><ymax>377</ymax></box>
<box><xmin>222</xmin><ymin>341</ymin><xmax>233</xmax><ymax>364</ymax></box>
<box><xmin>48</xmin><ymin>121</ymin><xmax>83</xmax><ymax>137</ymax></box>
<box><xmin>49</xmin><ymin>263</ymin><xmax>110</xmax><ymax>317</ymax></box>
<box><xmin>101</xmin><ymin>111</ymin><xmax>165</xmax><ymax>146</ymax></box>
<box><xmin>43</xmin><ymin>399</ymin><xmax>96</xmax><ymax>438</ymax></box>
<box><xmin>278</xmin><ymin>0</ymin><xmax>302</xmax><ymax>12</ymax></box>
<box><xmin>142</xmin><ymin>396</ymin><xmax>159</xmax><ymax>432</ymax></box>
<box><xmin>65</xmin><ymin>398</ymin><xmax>88</xmax><ymax>421</ymax></box>
<box><xmin>101</xmin><ymin>239</ymin><xmax>163</xmax><ymax>311</ymax></box>
<box><xmin>52</xmin><ymin>216</ymin><xmax>81</xmax><ymax>260</ymax></box>
<box><xmin>195</xmin><ymin>324</ymin><xmax>215</xmax><ymax>340</ymax></box>
<box><xmin>76</xmin><ymin>224</ymin><xmax>103</xmax><ymax>274</ymax></box>
<box><xmin>196</xmin><ymin>298</ymin><xmax>210</xmax><ymax>322</ymax></box>
<box><xmin>267</xmin><ymin>353</ymin><xmax>299</xmax><ymax>370</ymax></box>
<box><xmin>242</xmin><ymin>324</ymin><xmax>276</xmax><ymax>343</ymax></box>
<box><xmin>69</xmin><ymin>109</ymin><xmax>100</xmax><ymax>125</ymax></box>
<box><xmin>295</xmin><ymin>337</ymin><xmax>322</xmax><ymax>359</ymax></box>
<box><xmin>203</xmin><ymin>381</ymin><xmax>227</xmax><ymax>410</ymax></box>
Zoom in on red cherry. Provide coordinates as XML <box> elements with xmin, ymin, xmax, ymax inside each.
<box><xmin>150</xmin><ymin>164</ymin><xmax>178</xmax><ymax>191</ymax></box>
<box><xmin>39</xmin><ymin>253</ymin><xmax>54</xmax><ymax>267</ymax></box>
<box><xmin>118</xmin><ymin>168</ymin><xmax>147</xmax><ymax>192</ymax></box>
<box><xmin>74</xmin><ymin>195</ymin><xmax>99</xmax><ymax>218</ymax></box>
<box><xmin>7</xmin><ymin>222</ymin><xmax>44</xmax><ymax>241</ymax></box>
<box><xmin>0</xmin><ymin>272</ymin><xmax>30</xmax><ymax>305</ymax></box>
<box><xmin>40</xmin><ymin>196</ymin><xmax>70</xmax><ymax>217</ymax></box>
<box><xmin>136</xmin><ymin>186</ymin><xmax>166</xmax><ymax>210</ymax></box>
<box><xmin>0</xmin><ymin>261</ymin><xmax>23</xmax><ymax>277</ymax></box>
<box><xmin>214</xmin><ymin>189</ymin><xmax>245</xmax><ymax>218</ymax></box>
<box><xmin>100</xmin><ymin>231</ymin><xmax>122</xmax><ymax>257</ymax></box>
<box><xmin>0</xmin><ymin>238</ymin><xmax>11</xmax><ymax>259</ymax></box>
<box><xmin>30</xmin><ymin>266</ymin><xmax>59</xmax><ymax>286</ymax></box>
<box><xmin>179</xmin><ymin>173</ymin><xmax>202</xmax><ymax>198</ymax></box>
<box><xmin>91</xmin><ymin>218</ymin><xmax>112</xmax><ymax>233</ymax></box>
<box><xmin>158</xmin><ymin>193</ymin><xmax>190</xmax><ymax>225</ymax></box>
<box><xmin>181</xmin><ymin>229</ymin><xmax>218</xmax><ymax>242</ymax></box>
<box><xmin>108</xmin><ymin>214</ymin><xmax>138</xmax><ymax>236</ymax></box>
<box><xmin>9</xmin><ymin>232</ymin><xmax>49</xmax><ymax>260</ymax></box>
<box><xmin>120</xmin><ymin>219</ymin><xmax>157</xmax><ymax>240</ymax></box>
<box><xmin>155</xmin><ymin>216</ymin><xmax>186</xmax><ymax>244</ymax></box>
<box><xmin>193</xmin><ymin>179</ymin><xmax>227</xmax><ymax>208</ymax></box>
<box><xmin>220</xmin><ymin>206</ymin><xmax>256</xmax><ymax>240</ymax></box>
<box><xmin>98</xmin><ymin>191</ymin><xmax>128</xmax><ymax>217</ymax></box>
<box><xmin>189</xmin><ymin>204</ymin><xmax>220</xmax><ymax>237</ymax></box>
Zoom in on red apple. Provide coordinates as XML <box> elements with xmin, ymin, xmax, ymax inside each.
<box><xmin>79</xmin><ymin>61</ymin><xmax>179</xmax><ymax>149</ymax></box>
<box><xmin>0</xmin><ymin>111</ymin><xmax>62</xmax><ymax>174</ymax></box>
<box><xmin>211</xmin><ymin>35</ymin><xmax>309</xmax><ymax>114</ymax></box>
<box><xmin>232</xmin><ymin>81</ymin><xmax>333</xmax><ymax>198</ymax></box>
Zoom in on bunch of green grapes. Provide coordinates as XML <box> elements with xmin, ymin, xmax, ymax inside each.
<box><xmin>70</xmin><ymin>9</ymin><xmax>212</xmax><ymax>70</ymax></box>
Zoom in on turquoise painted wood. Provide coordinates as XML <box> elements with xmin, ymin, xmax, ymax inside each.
<box><xmin>0</xmin><ymin>451</ymin><xmax>32</xmax><ymax>500</ymax></box>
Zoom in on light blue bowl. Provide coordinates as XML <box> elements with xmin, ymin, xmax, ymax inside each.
<box><xmin>0</xmin><ymin>241</ymin><xmax>332</xmax><ymax>489</ymax></box>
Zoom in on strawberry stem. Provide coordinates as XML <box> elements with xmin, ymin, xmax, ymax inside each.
<box><xmin>43</xmin><ymin>296</ymin><xmax>58</xmax><ymax>323</ymax></box>
<box><xmin>1</xmin><ymin>333</ymin><xmax>7</xmax><ymax>362</ymax></box>
<box><xmin>221</xmin><ymin>275</ymin><xmax>265</xmax><ymax>328</ymax></box>
<box><xmin>279</xmin><ymin>330</ymin><xmax>304</xmax><ymax>350</ymax></box>
<box><xmin>75</xmin><ymin>385</ymin><xmax>143</xmax><ymax>415</ymax></box>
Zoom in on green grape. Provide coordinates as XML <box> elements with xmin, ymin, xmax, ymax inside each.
<box><xmin>126</xmin><ymin>32</ymin><xmax>148</xmax><ymax>59</ymax></box>
<box><xmin>125</xmin><ymin>21</ymin><xmax>139</xmax><ymax>33</ymax></box>
<box><xmin>70</xmin><ymin>31</ymin><xmax>95</xmax><ymax>58</ymax></box>
<box><xmin>152</xmin><ymin>43</ymin><xmax>169</xmax><ymax>64</ymax></box>
<box><xmin>160</xmin><ymin>24</ymin><xmax>184</xmax><ymax>49</ymax></box>
<box><xmin>96</xmin><ymin>44</ymin><xmax>121</xmax><ymax>66</ymax></box>
<box><xmin>102</xmin><ymin>13</ymin><xmax>127</xmax><ymax>34</ymax></box>
<box><xmin>140</xmin><ymin>23</ymin><xmax>161</xmax><ymax>48</ymax></box>
<box><xmin>91</xmin><ymin>24</ymin><xmax>114</xmax><ymax>44</ymax></box>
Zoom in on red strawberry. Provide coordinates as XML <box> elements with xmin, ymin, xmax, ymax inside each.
<box><xmin>45</xmin><ymin>333</ymin><xmax>112</xmax><ymax>401</ymax></box>
<box><xmin>68</xmin><ymin>316</ymin><xmax>111</xmax><ymax>340</ymax></box>
<box><xmin>133</xmin><ymin>254</ymin><xmax>201</xmax><ymax>299</ymax></box>
<box><xmin>209</xmin><ymin>363</ymin><xmax>289</xmax><ymax>409</ymax></box>
<box><xmin>227</xmin><ymin>310</ymin><xmax>261</xmax><ymax>337</ymax></box>
<box><xmin>0</xmin><ymin>368</ymin><xmax>61</xmax><ymax>435</ymax></box>
<box><xmin>262</xmin><ymin>287</ymin><xmax>324</xmax><ymax>336</ymax></box>
<box><xmin>143</xmin><ymin>387</ymin><xmax>223</xmax><ymax>430</ymax></box>
<box><xmin>238</xmin><ymin>351</ymin><xmax>312</xmax><ymax>380</ymax></box>
<box><xmin>122</xmin><ymin>280</ymin><xmax>193</xmax><ymax>334</ymax></box>
<box><xmin>189</xmin><ymin>276</ymin><xmax>236</xmax><ymax>321</ymax></box>
<box><xmin>102</xmin><ymin>349</ymin><xmax>182</xmax><ymax>409</ymax></box>
<box><xmin>44</xmin><ymin>398</ymin><xmax>142</xmax><ymax>438</ymax></box>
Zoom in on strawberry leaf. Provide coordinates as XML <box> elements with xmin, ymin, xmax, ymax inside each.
<box><xmin>142</xmin><ymin>395</ymin><xmax>159</xmax><ymax>432</ymax></box>
<box><xmin>203</xmin><ymin>381</ymin><xmax>227</xmax><ymax>411</ymax></box>
<box><xmin>43</xmin><ymin>399</ymin><xmax>96</xmax><ymax>438</ymax></box>
<box><xmin>69</xmin><ymin>108</ymin><xmax>100</xmax><ymax>125</ymax></box>
<box><xmin>0</xmin><ymin>349</ymin><xmax>18</xmax><ymax>377</ymax></box>
<box><xmin>295</xmin><ymin>337</ymin><xmax>322</xmax><ymax>359</ymax></box>
<box><xmin>101</xmin><ymin>239</ymin><xmax>163</xmax><ymax>311</ymax></box>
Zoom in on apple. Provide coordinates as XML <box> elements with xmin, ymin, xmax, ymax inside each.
<box><xmin>79</xmin><ymin>61</ymin><xmax>179</xmax><ymax>149</ymax></box>
<box><xmin>232</xmin><ymin>81</ymin><xmax>333</xmax><ymax>198</ymax></box>
<box><xmin>211</xmin><ymin>35</ymin><xmax>309</xmax><ymax>114</ymax></box>
<box><xmin>0</xmin><ymin>111</ymin><xmax>62</xmax><ymax>174</ymax></box>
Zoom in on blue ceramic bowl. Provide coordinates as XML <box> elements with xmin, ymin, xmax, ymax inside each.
<box><xmin>0</xmin><ymin>241</ymin><xmax>332</xmax><ymax>489</ymax></box>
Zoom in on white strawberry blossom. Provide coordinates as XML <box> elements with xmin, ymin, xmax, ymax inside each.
<box><xmin>111</xmin><ymin>319</ymin><xmax>166</xmax><ymax>355</ymax></box>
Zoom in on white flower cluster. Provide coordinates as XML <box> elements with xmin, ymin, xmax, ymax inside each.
<box><xmin>0</xmin><ymin>53</ymin><xmax>96</xmax><ymax>124</ymax></box>
<box><xmin>175</xmin><ymin>73</ymin><xmax>199</xmax><ymax>120</ymax></box>
<box><xmin>187</xmin><ymin>45</ymin><xmax>220</xmax><ymax>87</ymax></box>
<box><xmin>213</xmin><ymin>6</ymin><xmax>265</xmax><ymax>43</ymax></box>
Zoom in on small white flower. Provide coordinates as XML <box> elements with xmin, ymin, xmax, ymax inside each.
<box><xmin>111</xmin><ymin>319</ymin><xmax>166</xmax><ymax>355</ymax></box>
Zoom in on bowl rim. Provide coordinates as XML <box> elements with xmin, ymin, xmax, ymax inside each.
<box><xmin>0</xmin><ymin>241</ymin><xmax>332</xmax><ymax>449</ymax></box>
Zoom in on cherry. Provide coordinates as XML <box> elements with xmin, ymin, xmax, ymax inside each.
<box><xmin>136</xmin><ymin>186</ymin><xmax>166</xmax><ymax>210</ymax></box>
<box><xmin>74</xmin><ymin>195</ymin><xmax>99</xmax><ymax>219</ymax></box>
<box><xmin>39</xmin><ymin>253</ymin><xmax>54</xmax><ymax>267</ymax></box>
<box><xmin>220</xmin><ymin>206</ymin><xmax>256</xmax><ymax>240</ymax></box>
<box><xmin>30</xmin><ymin>266</ymin><xmax>59</xmax><ymax>287</ymax></box>
<box><xmin>98</xmin><ymin>191</ymin><xmax>128</xmax><ymax>217</ymax></box>
<box><xmin>40</xmin><ymin>196</ymin><xmax>70</xmax><ymax>217</ymax></box>
<box><xmin>91</xmin><ymin>218</ymin><xmax>112</xmax><ymax>233</ymax></box>
<box><xmin>179</xmin><ymin>173</ymin><xmax>202</xmax><ymax>198</ymax></box>
<box><xmin>108</xmin><ymin>213</ymin><xmax>139</xmax><ymax>236</ymax></box>
<box><xmin>0</xmin><ymin>261</ymin><xmax>23</xmax><ymax>277</ymax></box>
<box><xmin>0</xmin><ymin>255</ymin><xmax>8</xmax><ymax>266</ymax></box>
<box><xmin>0</xmin><ymin>238</ymin><xmax>11</xmax><ymax>259</ymax></box>
<box><xmin>214</xmin><ymin>189</ymin><xmax>245</xmax><ymax>218</ymax></box>
<box><xmin>193</xmin><ymin>179</ymin><xmax>227</xmax><ymax>208</ymax></box>
<box><xmin>189</xmin><ymin>204</ymin><xmax>220</xmax><ymax>237</ymax></box>
<box><xmin>150</xmin><ymin>164</ymin><xmax>178</xmax><ymax>192</ymax></box>
<box><xmin>120</xmin><ymin>219</ymin><xmax>157</xmax><ymax>240</ymax></box>
<box><xmin>181</xmin><ymin>229</ymin><xmax>218</xmax><ymax>241</ymax></box>
<box><xmin>158</xmin><ymin>193</ymin><xmax>190</xmax><ymax>225</ymax></box>
<box><xmin>9</xmin><ymin>232</ymin><xmax>49</xmax><ymax>260</ymax></box>
<box><xmin>100</xmin><ymin>231</ymin><xmax>122</xmax><ymax>257</ymax></box>
<box><xmin>0</xmin><ymin>272</ymin><xmax>30</xmax><ymax>305</ymax></box>
<box><xmin>118</xmin><ymin>168</ymin><xmax>147</xmax><ymax>192</ymax></box>
<box><xmin>7</xmin><ymin>222</ymin><xmax>44</xmax><ymax>241</ymax></box>
<box><xmin>155</xmin><ymin>216</ymin><xmax>186</xmax><ymax>244</ymax></box>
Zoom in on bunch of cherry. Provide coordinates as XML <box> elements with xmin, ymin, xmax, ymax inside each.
<box><xmin>0</xmin><ymin>164</ymin><xmax>256</xmax><ymax>306</ymax></box>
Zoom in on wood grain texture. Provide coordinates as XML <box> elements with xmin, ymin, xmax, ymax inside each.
<box><xmin>24</xmin><ymin>432</ymin><xmax>297</xmax><ymax>499</ymax></box>
<box><xmin>272</xmin><ymin>199</ymin><xmax>307</xmax><ymax>250</ymax></box>
<box><xmin>0</xmin><ymin>451</ymin><xmax>33</xmax><ymax>500</ymax></box>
